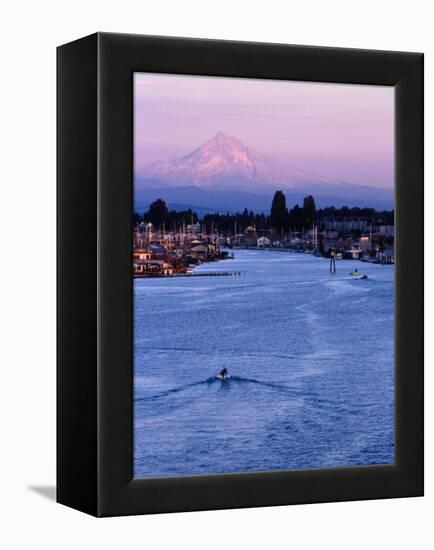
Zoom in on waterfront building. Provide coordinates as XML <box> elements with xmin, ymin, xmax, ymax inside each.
<box><xmin>133</xmin><ymin>259</ymin><xmax>174</xmax><ymax>277</ymax></box>
<box><xmin>323</xmin><ymin>220</ymin><xmax>370</xmax><ymax>232</ymax></box>
<box><xmin>133</xmin><ymin>248</ymin><xmax>152</xmax><ymax>262</ymax></box>
<box><xmin>257</xmin><ymin>236</ymin><xmax>271</xmax><ymax>248</ymax></box>
<box><xmin>150</xmin><ymin>244</ymin><xmax>167</xmax><ymax>258</ymax></box>
<box><xmin>190</xmin><ymin>243</ymin><xmax>208</xmax><ymax>261</ymax></box>
<box><xmin>343</xmin><ymin>244</ymin><xmax>362</xmax><ymax>259</ymax></box>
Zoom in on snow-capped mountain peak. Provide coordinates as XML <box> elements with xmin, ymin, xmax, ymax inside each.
<box><xmin>137</xmin><ymin>132</ymin><xmax>288</xmax><ymax>190</ymax></box>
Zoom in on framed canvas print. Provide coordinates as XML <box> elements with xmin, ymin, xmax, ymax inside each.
<box><xmin>57</xmin><ymin>33</ymin><xmax>423</xmax><ymax>517</ymax></box>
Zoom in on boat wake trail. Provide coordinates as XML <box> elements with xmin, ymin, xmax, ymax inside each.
<box><xmin>228</xmin><ymin>376</ymin><xmax>295</xmax><ymax>393</ymax></box>
<box><xmin>134</xmin><ymin>375</ymin><xmax>298</xmax><ymax>404</ymax></box>
<box><xmin>134</xmin><ymin>377</ymin><xmax>218</xmax><ymax>402</ymax></box>
<box><xmin>134</xmin><ymin>375</ymin><xmax>353</xmax><ymax>422</ymax></box>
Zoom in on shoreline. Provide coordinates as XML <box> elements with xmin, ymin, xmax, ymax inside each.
<box><xmin>134</xmin><ymin>248</ymin><xmax>393</xmax><ymax>280</ymax></box>
<box><xmin>229</xmin><ymin>246</ymin><xmax>395</xmax><ymax>265</ymax></box>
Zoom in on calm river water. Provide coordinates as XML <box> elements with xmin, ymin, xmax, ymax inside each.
<box><xmin>134</xmin><ymin>250</ymin><xmax>394</xmax><ymax>477</ymax></box>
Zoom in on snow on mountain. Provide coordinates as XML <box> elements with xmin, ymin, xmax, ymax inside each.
<box><xmin>137</xmin><ymin>131</ymin><xmax>301</xmax><ymax>190</ymax></box>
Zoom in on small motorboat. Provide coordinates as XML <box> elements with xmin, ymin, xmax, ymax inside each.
<box><xmin>350</xmin><ymin>270</ymin><xmax>368</xmax><ymax>280</ymax></box>
<box><xmin>216</xmin><ymin>368</ymin><xmax>230</xmax><ymax>380</ymax></box>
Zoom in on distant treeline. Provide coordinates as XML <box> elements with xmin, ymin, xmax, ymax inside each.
<box><xmin>133</xmin><ymin>199</ymin><xmax>198</xmax><ymax>229</ymax></box>
<box><xmin>134</xmin><ymin>192</ymin><xmax>394</xmax><ymax>234</ymax></box>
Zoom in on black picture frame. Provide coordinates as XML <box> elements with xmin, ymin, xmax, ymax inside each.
<box><xmin>57</xmin><ymin>32</ymin><xmax>424</xmax><ymax>517</ymax></box>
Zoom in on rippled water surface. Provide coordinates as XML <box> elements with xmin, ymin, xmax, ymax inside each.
<box><xmin>134</xmin><ymin>250</ymin><xmax>394</xmax><ymax>477</ymax></box>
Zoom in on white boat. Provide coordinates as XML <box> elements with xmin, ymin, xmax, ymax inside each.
<box><xmin>349</xmin><ymin>270</ymin><xmax>368</xmax><ymax>280</ymax></box>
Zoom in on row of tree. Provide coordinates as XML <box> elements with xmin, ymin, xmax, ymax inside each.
<box><xmin>270</xmin><ymin>192</ymin><xmax>316</xmax><ymax>231</ymax></box>
<box><xmin>317</xmin><ymin>205</ymin><xmax>394</xmax><ymax>225</ymax></box>
<box><xmin>134</xmin><ymin>192</ymin><xmax>394</xmax><ymax>233</ymax></box>
<box><xmin>134</xmin><ymin>198</ymin><xmax>198</xmax><ymax>229</ymax></box>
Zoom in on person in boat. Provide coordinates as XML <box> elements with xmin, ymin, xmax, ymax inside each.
<box><xmin>218</xmin><ymin>368</ymin><xmax>228</xmax><ymax>379</ymax></box>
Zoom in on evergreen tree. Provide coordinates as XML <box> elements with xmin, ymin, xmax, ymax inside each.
<box><xmin>303</xmin><ymin>195</ymin><xmax>316</xmax><ymax>227</ymax></box>
<box><xmin>270</xmin><ymin>191</ymin><xmax>288</xmax><ymax>231</ymax></box>
<box><xmin>288</xmin><ymin>204</ymin><xmax>303</xmax><ymax>229</ymax></box>
<box><xmin>149</xmin><ymin>198</ymin><xmax>168</xmax><ymax>228</ymax></box>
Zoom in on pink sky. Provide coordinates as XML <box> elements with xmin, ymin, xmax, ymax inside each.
<box><xmin>134</xmin><ymin>73</ymin><xmax>394</xmax><ymax>188</ymax></box>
